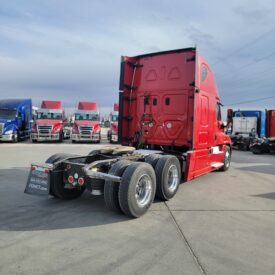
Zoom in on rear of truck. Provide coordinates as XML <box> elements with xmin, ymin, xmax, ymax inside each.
<box><xmin>25</xmin><ymin>48</ymin><xmax>231</xmax><ymax>218</ymax></box>
<box><xmin>71</xmin><ymin>102</ymin><xmax>101</xmax><ymax>143</ymax></box>
<box><xmin>31</xmin><ymin>100</ymin><xmax>64</xmax><ymax>142</ymax></box>
<box><xmin>229</xmin><ymin>110</ymin><xmax>266</xmax><ymax>150</ymax></box>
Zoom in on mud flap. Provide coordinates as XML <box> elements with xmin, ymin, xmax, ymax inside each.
<box><xmin>24</xmin><ymin>164</ymin><xmax>51</xmax><ymax>196</ymax></box>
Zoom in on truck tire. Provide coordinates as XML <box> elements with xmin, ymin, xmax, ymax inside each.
<box><xmin>145</xmin><ymin>154</ymin><xmax>162</xmax><ymax>168</ymax></box>
<box><xmin>13</xmin><ymin>131</ymin><xmax>19</xmax><ymax>143</ymax></box>
<box><xmin>104</xmin><ymin>160</ymin><xmax>130</xmax><ymax>213</ymax></box>
<box><xmin>45</xmin><ymin>153</ymin><xmax>78</xmax><ymax>164</ymax></box>
<box><xmin>46</xmin><ymin>153</ymin><xmax>85</xmax><ymax>199</ymax></box>
<box><xmin>97</xmin><ymin>133</ymin><xmax>101</xmax><ymax>144</ymax></box>
<box><xmin>88</xmin><ymin>150</ymin><xmax>100</xmax><ymax>156</ymax></box>
<box><xmin>58</xmin><ymin>132</ymin><xmax>63</xmax><ymax>143</ymax></box>
<box><xmin>220</xmin><ymin>146</ymin><xmax>231</xmax><ymax>171</ymax></box>
<box><xmin>251</xmin><ymin>148</ymin><xmax>268</xmax><ymax>155</ymax></box>
<box><xmin>251</xmin><ymin>148</ymin><xmax>263</xmax><ymax>154</ymax></box>
<box><xmin>32</xmin><ymin>139</ymin><xmax>37</xmax><ymax>143</ymax></box>
<box><xmin>119</xmin><ymin>162</ymin><xmax>156</xmax><ymax>218</ymax></box>
<box><xmin>155</xmin><ymin>155</ymin><xmax>181</xmax><ymax>200</ymax></box>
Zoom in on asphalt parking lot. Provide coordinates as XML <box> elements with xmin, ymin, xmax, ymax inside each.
<box><xmin>0</xmin><ymin>139</ymin><xmax>275</xmax><ymax>275</ymax></box>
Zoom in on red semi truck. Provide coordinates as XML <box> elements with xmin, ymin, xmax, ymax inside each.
<box><xmin>71</xmin><ymin>102</ymin><xmax>101</xmax><ymax>143</ymax></box>
<box><xmin>267</xmin><ymin>110</ymin><xmax>275</xmax><ymax>138</ymax></box>
<box><xmin>31</xmin><ymin>100</ymin><xmax>64</xmax><ymax>142</ymax></box>
<box><xmin>25</xmin><ymin>48</ymin><xmax>231</xmax><ymax>218</ymax></box>
<box><xmin>107</xmin><ymin>103</ymin><xmax>119</xmax><ymax>143</ymax></box>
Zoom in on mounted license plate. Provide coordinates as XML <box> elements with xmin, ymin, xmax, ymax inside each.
<box><xmin>24</xmin><ymin>164</ymin><xmax>52</xmax><ymax>196</ymax></box>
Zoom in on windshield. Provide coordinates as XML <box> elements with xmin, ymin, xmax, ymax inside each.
<box><xmin>37</xmin><ymin>112</ymin><xmax>62</xmax><ymax>119</ymax></box>
<box><xmin>75</xmin><ymin>113</ymin><xmax>99</xmax><ymax>121</ymax></box>
<box><xmin>0</xmin><ymin>109</ymin><xmax>17</xmax><ymax>119</ymax></box>
<box><xmin>111</xmin><ymin>114</ymin><xmax>118</xmax><ymax>122</ymax></box>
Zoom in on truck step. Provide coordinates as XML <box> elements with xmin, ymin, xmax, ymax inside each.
<box><xmin>211</xmin><ymin>162</ymin><xmax>224</xmax><ymax>168</ymax></box>
<box><xmin>211</xmin><ymin>146</ymin><xmax>224</xmax><ymax>154</ymax></box>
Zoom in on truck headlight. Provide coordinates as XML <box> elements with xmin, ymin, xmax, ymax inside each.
<box><xmin>4</xmin><ymin>130</ymin><xmax>13</xmax><ymax>135</ymax></box>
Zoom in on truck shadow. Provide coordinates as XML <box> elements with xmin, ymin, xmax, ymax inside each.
<box><xmin>0</xmin><ymin>168</ymin><xmax>131</xmax><ymax>231</ymax></box>
<box><xmin>235</xmin><ymin>165</ymin><xmax>275</xmax><ymax>176</ymax></box>
<box><xmin>231</xmin><ymin>151</ymin><xmax>275</xmax><ymax>164</ymax></box>
<box><xmin>252</xmin><ymin>192</ymin><xmax>275</xmax><ymax>200</ymax></box>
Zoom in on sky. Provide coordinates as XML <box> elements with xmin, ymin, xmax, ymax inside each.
<box><xmin>0</xmin><ymin>0</ymin><xmax>274</xmax><ymax>115</ymax></box>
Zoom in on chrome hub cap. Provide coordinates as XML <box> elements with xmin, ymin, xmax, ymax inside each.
<box><xmin>135</xmin><ymin>174</ymin><xmax>152</xmax><ymax>207</ymax></box>
<box><xmin>167</xmin><ymin>164</ymin><xmax>179</xmax><ymax>192</ymax></box>
<box><xmin>225</xmin><ymin>151</ymin><xmax>230</xmax><ymax>167</ymax></box>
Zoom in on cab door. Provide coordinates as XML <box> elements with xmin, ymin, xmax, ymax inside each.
<box><xmin>197</xmin><ymin>93</ymin><xmax>210</xmax><ymax>148</ymax></box>
<box><xmin>193</xmin><ymin>91</ymin><xmax>211</xmax><ymax>176</ymax></box>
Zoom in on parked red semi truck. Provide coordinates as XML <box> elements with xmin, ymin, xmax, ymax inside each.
<box><xmin>25</xmin><ymin>48</ymin><xmax>231</xmax><ymax>218</ymax></box>
<box><xmin>107</xmin><ymin>103</ymin><xmax>119</xmax><ymax>143</ymax></box>
<box><xmin>31</xmin><ymin>100</ymin><xmax>64</xmax><ymax>142</ymax></box>
<box><xmin>71</xmin><ymin>102</ymin><xmax>101</xmax><ymax>143</ymax></box>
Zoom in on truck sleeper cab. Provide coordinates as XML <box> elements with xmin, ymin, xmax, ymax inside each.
<box><xmin>0</xmin><ymin>99</ymin><xmax>32</xmax><ymax>142</ymax></box>
<box><xmin>25</xmin><ymin>48</ymin><xmax>231</xmax><ymax>218</ymax></box>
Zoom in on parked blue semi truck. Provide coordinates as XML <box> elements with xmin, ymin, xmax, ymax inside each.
<box><xmin>0</xmin><ymin>99</ymin><xmax>32</xmax><ymax>142</ymax></box>
<box><xmin>227</xmin><ymin>109</ymin><xmax>266</xmax><ymax>150</ymax></box>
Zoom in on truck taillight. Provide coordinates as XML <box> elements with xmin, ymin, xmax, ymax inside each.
<box><xmin>68</xmin><ymin>175</ymin><xmax>74</xmax><ymax>184</ymax></box>
<box><xmin>78</xmin><ymin>177</ymin><xmax>84</xmax><ymax>186</ymax></box>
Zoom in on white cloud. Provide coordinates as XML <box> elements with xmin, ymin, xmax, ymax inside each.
<box><xmin>0</xmin><ymin>0</ymin><xmax>274</xmax><ymax>109</ymax></box>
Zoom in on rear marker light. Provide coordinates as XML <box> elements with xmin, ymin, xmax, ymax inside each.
<box><xmin>44</xmin><ymin>169</ymin><xmax>50</xmax><ymax>173</ymax></box>
<box><xmin>78</xmin><ymin>177</ymin><xmax>84</xmax><ymax>186</ymax></box>
<box><xmin>68</xmin><ymin>175</ymin><xmax>74</xmax><ymax>184</ymax></box>
<box><xmin>31</xmin><ymin>166</ymin><xmax>36</xmax><ymax>171</ymax></box>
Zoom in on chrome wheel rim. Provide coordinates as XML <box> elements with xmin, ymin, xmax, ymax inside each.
<box><xmin>167</xmin><ymin>164</ymin><xmax>179</xmax><ymax>192</ymax></box>
<box><xmin>135</xmin><ymin>174</ymin><xmax>152</xmax><ymax>207</ymax></box>
<box><xmin>225</xmin><ymin>150</ymin><xmax>230</xmax><ymax>167</ymax></box>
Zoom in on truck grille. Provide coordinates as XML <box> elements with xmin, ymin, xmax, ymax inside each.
<box><xmin>38</xmin><ymin>125</ymin><xmax>52</xmax><ymax>136</ymax></box>
<box><xmin>0</xmin><ymin>123</ymin><xmax>4</xmax><ymax>135</ymax></box>
<box><xmin>80</xmin><ymin>126</ymin><xmax>93</xmax><ymax>135</ymax></box>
